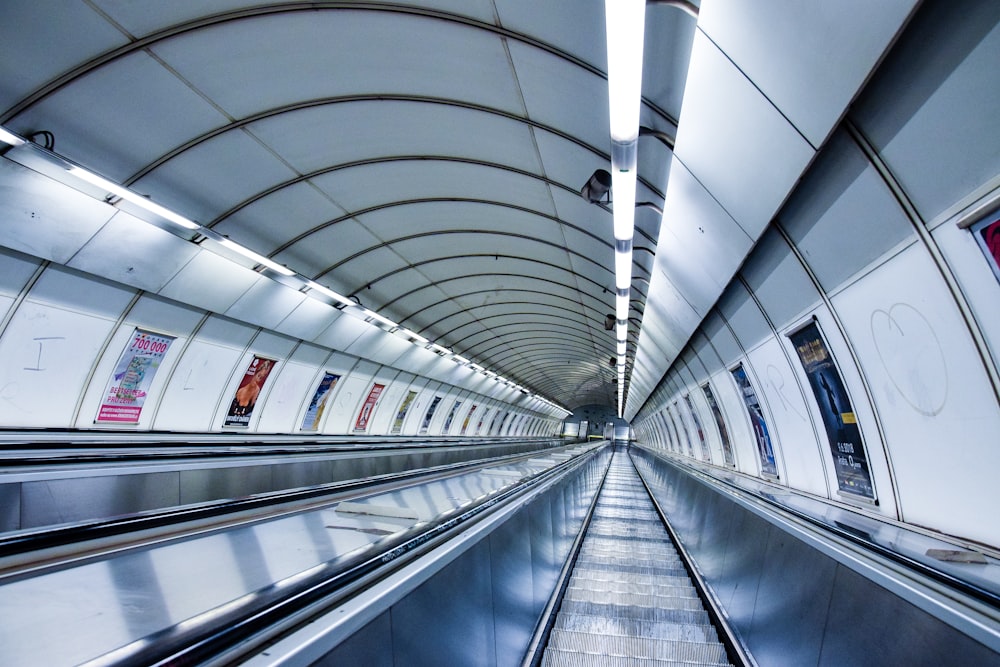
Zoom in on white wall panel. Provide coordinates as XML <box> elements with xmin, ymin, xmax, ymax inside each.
<box><xmin>271</xmin><ymin>295</ymin><xmax>339</xmax><ymax>345</ymax></box>
<box><xmin>745</xmin><ymin>337</ymin><xmax>823</xmax><ymax>495</ymax></box>
<box><xmin>323</xmin><ymin>360</ymin><xmax>379</xmax><ymax>434</ymax></box>
<box><xmin>711</xmin><ymin>369</ymin><xmax>759</xmax><ymax>478</ymax></box>
<box><xmin>367</xmin><ymin>371</ymin><xmax>412</xmax><ymax>435</ymax></box>
<box><xmin>255</xmin><ymin>344</ymin><xmax>331</xmax><ymax>433</ymax></box>
<box><xmin>152</xmin><ymin>317</ymin><xmax>255</xmax><ymax>431</ymax></box>
<box><xmin>933</xmin><ymin>217</ymin><xmax>1000</xmax><ymax>383</ymax></box>
<box><xmin>158</xmin><ymin>250</ymin><xmax>259</xmax><ymax>314</ymax></box>
<box><xmin>0</xmin><ymin>300</ymin><xmax>119</xmax><ymax>427</ymax></box>
<box><xmin>224</xmin><ymin>278</ymin><xmax>306</xmax><ymax>332</ymax></box>
<box><xmin>833</xmin><ymin>243</ymin><xmax>1000</xmax><ymax>546</ymax></box>
<box><xmin>781</xmin><ymin>307</ymin><xmax>898</xmax><ymax>518</ymax></box>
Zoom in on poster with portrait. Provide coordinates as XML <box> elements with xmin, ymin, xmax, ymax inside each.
<box><xmin>301</xmin><ymin>372</ymin><xmax>340</xmax><ymax>431</ymax></box>
<box><xmin>731</xmin><ymin>364</ymin><xmax>777</xmax><ymax>476</ymax></box>
<box><xmin>702</xmin><ymin>383</ymin><xmax>735</xmax><ymax>466</ymax></box>
<box><xmin>442</xmin><ymin>400</ymin><xmax>462</xmax><ymax>433</ymax></box>
<box><xmin>790</xmin><ymin>322</ymin><xmax>875</xmax><ymax>499</ymax></box>
<box><xmin>391</xmin><ymin>390</ymin><xmax>417</xmax><ymax>434</ymax></box>
<box><xmin>419</xmin><ymin>395</ymin><xmax>442</xmax><ymax>435</ymax></box>
<box><xmin>97</xmin><ymin>329</ymin><xmax>174</xmax><ymax>423</ymax></box>
<box><xmin>460</xmin><ymin>404</ymin><xmax>478</xmax><ymax>435</ymax></box>
<box><xmin>972</xmin><ymin>213</ymin><xmax>1000</xmax><ymax>283</ymax></box>
<box><xmin>353</xmin><ymin>383</ymin><xmax>385</xmax><ymax>432</ymax></box>
<box><xmin>224</xmin><ymin>356</ymin><xmax>276</xmax><ymax>427</ymax></box>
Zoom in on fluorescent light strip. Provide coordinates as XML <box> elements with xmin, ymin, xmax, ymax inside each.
<box><xmin>615</xmin><ymin>294</ymin><xmax>629</xmax><ymax>321</ymax></box>
<box><xmin>216</xmin><ymin>238</ymin><xmax>295</xmax><ymax>276</ymax></box>
<box><xmin>67</xmin><ymin>167</ymin><xmax>201</xmax><ymax>231</ymax></box>
<box><xmin>400</xmin><ymin>328</ymin><xmax>429</xmax><ymax>344</ymax></box>
<box><xmin>605</xmin><ymin>0</ymin><xmax>646</xmax><ymax>143</ymax></box>
<box><xmin>306</xmin><ymin>281</ymin><xmax>355</xmax><ymax>307</ymax></box>
<box><xmin>611</xmin><ymin>169</ymin><xmax>637</xmax><ymax>242</ymax></box>
<box><xmin>362</xmin><ymin>309</ymin><xmax>397</xmax><ymax>329</ymax></box>
<box><xmin>0</xmin><ymin>126</ymin><xmax>25</xmax><ymax>146</ymax></box>
<box><xmin>615</xmin><ymin>247</ymin><xmax>632</xmax><ymax>290</ymax></box>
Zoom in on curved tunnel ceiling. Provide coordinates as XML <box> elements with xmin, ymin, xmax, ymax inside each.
<box><xmin>1</xmin><ymin>1</ymin><xmax>696</xmax><ymax>412</ymax></box>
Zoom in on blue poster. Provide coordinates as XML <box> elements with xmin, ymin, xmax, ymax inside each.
<box><xmin>702</xmin><ymin>383</ymin><xmax>735</xmax><ymax>467</ymax></box>
<box><xmin>732</xmin><ymin>364</ymin><xmax>777</xmax><ymax>476</ymax></box>
<box><xmin>301</xmin><ymin>372</ymin><xmax>340</xmax><ymax>431</ymax></box>
<box><xmin>790</xmin><ymin>322</ymin><xmax>874</xmax><ymax>499</ymax></box>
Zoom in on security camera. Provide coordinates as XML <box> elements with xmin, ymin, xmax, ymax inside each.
<box><xmin>581</xmin><ymin>169</ymin><xmax>612</xmax><ymax>204</ymax></box>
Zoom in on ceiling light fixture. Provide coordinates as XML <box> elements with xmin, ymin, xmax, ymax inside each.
<box><xmin>0</xmin><ymin>126</ymin><xmax>25</xmax><ymax>147</ymax></box>
<box><xmin>306</xmin><ymin>281</ymin><xmax>356</xmax><ymax>307</ymax></box>
<box><xmin>67</xmin><ymin>167</ymin><xmax>201</xmax><ymax>231</ymax></box>
<box><xmin>215</xmin><ymin>238</ymin><xmax>295</xmax><ymax>276</ymax></box>
<box><xmin>604</xmin><ymin>0</ymin><xmax>646</xmax><ymax>416</ymax></box>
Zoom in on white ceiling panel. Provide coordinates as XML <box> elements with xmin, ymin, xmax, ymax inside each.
<box><xmin>507</xmin><ymin>41</ymin><xmax>610</xmax><ymax>152</ymax></box>
<box><xmin>133</xmin><ymin>129</ymin><xmax>297</xmax><ymax>226</ymax></box>
<box><xmin>673</xmin><ymin>31</ymin><xmax>815</xmax><ymax>239</ymax></box>
<box><xmin>93</xmin><ymin>0</ymin><xmax>500</xmax><ymax>38</ymax></box>
<box><xmin>0</xmin><ymin>3</ymin><xmax>128</xmax><ymax>113</ymax></box>
<box><xmin>151</xmin><ymin>11</ymin><xmax>522</xmax><ymax>118</ymax></box>
<box><xmin>251</xmin><ymin>101</ymin><xmax>542</xmax><ymax>176</ymax></box>
<box><xmin>273</xmin><ymin>219</ymin><xmax>384</xmax><ymax>281</ymax></box>
<box><xmin>212</xmin><ymin>181</ymin><xmax>348</xmax><ymax>255</ymax></box>
<box><xmin>494</xmin><ymin>0</ymin><xmax>606</xmax><ymax>66</ymax></box>
<box><xmin>698</xmin><ymin>0</ymin><xmax>917</xmax><ymax>148</ymax></box>
<box><xmin>67</xmin><ymin>211</ymin><xmax>199</xmax><ymax>293</ymax></box>
<box><xmin>10</xmin><ymin>52</ymin><xmax>229</xmax><ymax>183</ymax></box>
<box><xmin>312</xmin><ymin>160</ymin><xmax>558</xmax><ymax>218</ymax></box>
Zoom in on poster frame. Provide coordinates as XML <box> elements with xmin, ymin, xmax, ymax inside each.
<box><xmin>390</xmin><ymin>389</ymin><xmax>418</xmax><ymax>435</ymax></box>
<box><xmin>786</xmin><ymin>316</ymin><xmax>878</xmax><ymax>503</ymax></box>
<box><xmin>730</xmin><ymin>361</ymin><xmax>779</xmax><ymax>478</ymax></box>
<box><xmin>300</xmin><ymin>371</ymin><xmax>342</xmax><ymax>432</ymax></box>
<box><xmin>96</xmin><ymin>328</ymin><xmax>175</xmax><ymax>425</ymax></box>
<box><xmin>969</xmin><ymin>208</ymin><xmax>1000</xmax><ymax>283</ymax></box>
<box><xmin>224</xmin><ymin>355</ymin><xmax>278</xmax><ymax>428</ymax></box>
<box><xmin>353</xmin><ymin>382</ymin><xmax>386</xmax><ymax>433</ymax></box>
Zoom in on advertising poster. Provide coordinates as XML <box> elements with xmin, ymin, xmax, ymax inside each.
<box><xmin>684</xmin><ymin>394</ymin><xmax>712</xmax><ymax>461</ymax></box>
<box><xmin>301</xmin><ymin>372</ymin><xmax>340</xmax><ymax>431</ymax></box>
<box><xmin>790</xmin><ymin>322</ymin><xmax>875</xmax><ymax>499</ymax></box>
<box><xmin>460</xmin><ymin>404</ymin><xmax>478</xmax><ymax>435</ymax></box>
<box><xmin>702</xmin><ymin>383</ymin><xmax>735</xmax><ymax>466</ymax></box>
<box><xmin>225</xmin><ymin>356</ymin><xmax>276</xmax><ymax>427</ymax></box>
<box><xmin>442</xmin><ymin>400</ymin><xmax>462</xmax><ymax>433</ymax></box>
<box><xmin>353</xmin><ymin>383</ymin><xmax>385</xmax><ymax>432</ymax></box>
<box><xmin>391</xmin><ymin>390</ymin><xmax>417</xmax><ymax>434</ymax></box>
<box><xmin>732</xmin><ymin>364</ymin><xmax>777</xmax><ymax>476</ymax></box>
<box><xmin>973</xmin><ymin>214</ymin><xmax>1000</xmax><ymax>282</ymax></box>
<box><xmin>475</xmin><ymin>408</ymin><xmax>489</xmax><ymax>435</ymax></box>
<box><xmin>670</xmin><ymin>404</ymin><xmax>695</xmax><ymax>458</ymax></box>
<box><xmin>97</xmin><ymin>329</ymin><xmax>174</xmax><ymax>423</ymax></box>
<box><xmin>419</xmin><ymin>395</ymin><xmax>442</xmax><ymax>434</ymax></box>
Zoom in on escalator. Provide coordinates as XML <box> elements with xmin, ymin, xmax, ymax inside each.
<box><xmin>541</xmin><ymin>449</ymin><xmax>734</xmax><ymax>666</ymax></box>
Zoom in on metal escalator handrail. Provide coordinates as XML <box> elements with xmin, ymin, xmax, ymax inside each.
<box><xmin>0</xmin><ymin>442</ymin><xmax>574</xmax><ymax>565</ymax></box>
<box><xmin>638</xmin><ymin>446</ymin><xmax>1000</xmax><ymax>611</ymax></box>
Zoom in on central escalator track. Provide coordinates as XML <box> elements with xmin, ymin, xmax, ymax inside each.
<box><xmin>539</xmin><ymin>448</ymin><xmax>736</xmax><ymax>666</ymax></box>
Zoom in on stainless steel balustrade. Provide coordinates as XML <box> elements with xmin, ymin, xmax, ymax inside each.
<box><xmin>0</xmin><ymin>437</ymin><xmax>569</xmax><ymax>533</ymax></box>
<box><xmin>0</xmin><ymin>441</ymin><xmax>607</xmax><ymax>666</ymax></box>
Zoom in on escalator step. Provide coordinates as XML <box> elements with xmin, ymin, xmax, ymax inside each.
<box><xmin>547</xmin><ymin>629</ymin><xmax>730</xmax><ymax>663</ymax></box>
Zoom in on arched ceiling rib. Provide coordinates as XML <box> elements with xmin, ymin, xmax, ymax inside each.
<box><xmin>0</xmin><ymin>1</ymin><xmax>699</xmax><ymax>412</ymax></box>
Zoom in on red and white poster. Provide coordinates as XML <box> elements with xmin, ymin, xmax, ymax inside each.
<box><xmin>224</xmin><ymin>356</ymin><xmax>276</xmax><ymax>427</ymax></box>
<box><xmin>354</xmin><ymin>383</ymin><xmax>385</xmax><ymax>432</ymax></box>
<box><xmin>97</xmin><ymin>329</ymin><xmax>174</xmax><ymax>423</ymax></box>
